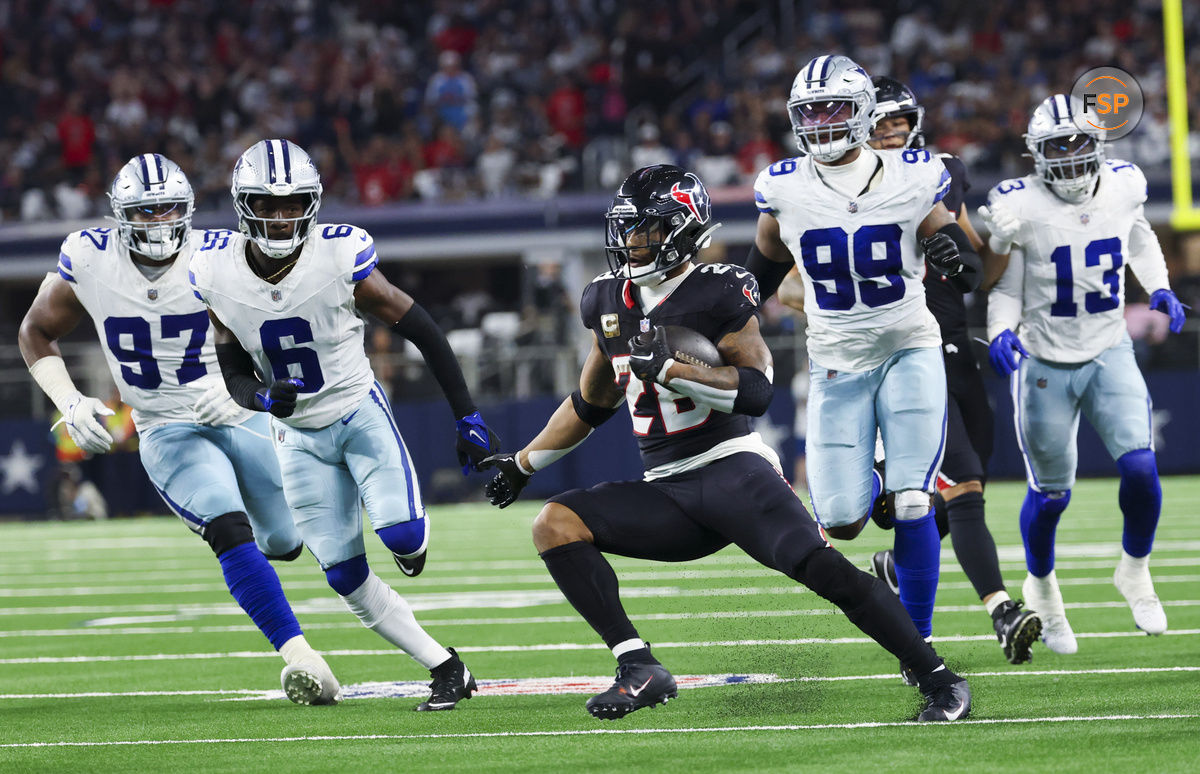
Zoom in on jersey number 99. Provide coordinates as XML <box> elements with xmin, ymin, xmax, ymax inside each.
<box><xmin>800</xmin><ymin>224</ymin><xmax>905</xmax><ymax>311</ymax></box>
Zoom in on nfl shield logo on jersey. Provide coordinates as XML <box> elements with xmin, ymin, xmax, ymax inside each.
<box><xmin>146</xmin><ymin>288</ymin><xmax>157</xmax><ymax>301</ymax></box>
<box><xmin>1080</xmin><ymin>213</ymin><xmax>1090</xmax><ymax>225</ymax></box>
<box><xmin>276</xmin><ymin>427</ymin><xmax>286</xmax><ymax>444</ymax></box>
<box><xmin>847</xmin><ymin>201</ymin><xmax>859</xmax><ymax>213</ymax></box>
<box><xmin>640</xmin><ymin>318</ymin><xmax>651</xmax><ymax>333</ymax></box>
<box><xmin>271</xmin><ymin>289</ymin><xmax>282</xmax><ymax>302</ymax></box>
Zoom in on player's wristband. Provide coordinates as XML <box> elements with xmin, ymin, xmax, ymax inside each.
<box><xmin>28</xmin><ymin>355</ymin><xmax>81</xmax><ymax>413</ymax></box>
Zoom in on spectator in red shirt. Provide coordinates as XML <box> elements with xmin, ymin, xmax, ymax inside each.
<box><xmin>56</xmin><ymin>93</ymin><xmax>95</xmax><ymax>173</ymax></box>
<box><xmin>545</xmin><ymin>76</ymin><xmax>587</xmax><ymax>149</ymax></box>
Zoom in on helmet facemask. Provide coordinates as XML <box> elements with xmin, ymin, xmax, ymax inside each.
<box><xmin>115</xmin><ymin>199</ymin><xmax>194</xmax><ymax>261</ymax></box>
<box><xmin>1030</xmin><ymin>133</ymin><xmax>1103</xmax><ymax>203</ymax></box>
<box><xmin>234</xmin><ymin>191</ymin><xmax>321</xmax><ymax>260</ymax></box>
<box><xmin>789</xmin><ymin>94</ymin><xmax>874</xmax><ymax>162</ymax></box>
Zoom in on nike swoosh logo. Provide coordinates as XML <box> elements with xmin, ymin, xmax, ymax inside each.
<box><xmin>627</xmin><ymin>676</ymin><xmax>654</xmax><ymax>697</ymax></box>
<box><xmin>341</xmin><ymin>410</ymin><xmax>359</xmax><ymax>425</ymax></box>
<box><xmin>629</xmin><ymin>353</ymin><xmax>653</xmax><ymax>361</ymax></box>
<box><xmin>944</xmin><ymin>698</ymin><xmax>968</xmax><ymax>721</ymax></box>
<box><xmin>468</xmin><ymin>428</ymin><xmax>486</xmax><ymax>445</ymax></box>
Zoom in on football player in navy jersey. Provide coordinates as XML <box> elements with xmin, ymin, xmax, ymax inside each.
<box><xmin>775</xmin><ymin>76</ymin><xmax>1042</xmax><ymax>665</ymax></box>
<box><xmin>481</xmin><ymin>165</ymin><xmax>971</xmax><ymax>723</ymax></box>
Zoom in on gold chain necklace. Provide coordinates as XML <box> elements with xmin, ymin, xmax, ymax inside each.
<box><xmin>259</xmin><ymin>258</ymin><xmax>298</xmax><ymax>283</ymax></box>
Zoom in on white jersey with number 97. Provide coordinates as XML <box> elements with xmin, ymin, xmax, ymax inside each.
<box><xmin>189</xmin><ymin>224</ymin><xmax>381</xmax><ymax>429</ymax></box>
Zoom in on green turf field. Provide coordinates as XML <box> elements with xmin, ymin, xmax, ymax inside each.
<box><xmin>1</xmin><ymin>477</ymin><xmax>1198</xmax><ymax>773</ymax></box>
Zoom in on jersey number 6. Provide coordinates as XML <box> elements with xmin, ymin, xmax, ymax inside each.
<box><xmin>260</xmin><ymin>317</ymin><xmax>326</xmax><ymax>392</ymax></box>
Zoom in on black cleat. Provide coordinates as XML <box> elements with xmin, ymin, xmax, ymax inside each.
<box><xmin>993</xmin><ymin>599</ymin><xmax>1041</xmax><ymax>665</ymax></box>
<box><xmin>871</xmin><ymin>549</ymin><xmax>899</xmax><ymax>595</ymax></box>
<box><xmin>393</xmin><ymin>549</ymin><xmax>427</xmax><ymax>578</ymax></box>
<box><xmin>917</xmin><ymin>678</ymin><xmax>971</xmax><ymax>722</ymax></box>
<box><xmin>586</xmin><ymin>661</ymin><xmax>677</xmax><ymax>720</ymax></box>
<box><xmin>899</xmin><ymin>662</ymin><xmax>917</xmax><ymax>687</ymax></box>
<box><xmin>868</xmin><ymin>465</ymin><xmax>892</xmax><ymax>530</ymax></box>
<box><xmin>414</xmin><ymin>647</ymin><xmax>476</xmax><ymax>711</ymax></box>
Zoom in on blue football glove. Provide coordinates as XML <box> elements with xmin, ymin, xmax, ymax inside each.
<box><xmin>1149</xmin><ymin>289</ymin><xmax>1187</xmax><ymax>334</ymax></box>
<box><xmin>988</xmin><ymin>330</ymin><xmax>1028</xmax><ymax>377</ymax></box>
<box><xmin>255</xmin><ymin>378</ymin><xmax>304</xmax><ymax>418</ymax></box>
<box><xmin>455</xmin><ymin>411</ymin><xmax>501</xmax><ymax>475</ymax></box>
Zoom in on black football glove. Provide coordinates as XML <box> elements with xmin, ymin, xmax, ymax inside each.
<box><xmin>479</xmin><ymin>453</ymin><xmax>530</xmax><ymax>509</ymax></box>
<box><xmin>920</xmin><ymin>232</ymin><xmax>964</xmax><ymax>278</ymax></box>
<box><xmin>455</xmin><ymin>411</ymin><xmax>501</xmax><ymax>475</ymax></box>
<box><xmin>627</xmin><ymin>326</ymin><xmax>673</xmax><ymax>384</ymax></box>
<box><xmin>255</xmin><ymin>377</ymin><xmax>303</xmax><ymax>418</ymax></box>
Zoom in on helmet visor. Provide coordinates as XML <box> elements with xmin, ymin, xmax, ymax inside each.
<box><xmin>605</xmin><ymin>214</ymin><xmax>669</xmax><ymax>276</ymax></box>
<box><xmin>1038</xmin><ymin>134</ymin><xmax>1100</xmax><ymax>180</ymax></box>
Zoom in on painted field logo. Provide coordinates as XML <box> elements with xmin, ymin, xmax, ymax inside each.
<box><xmin>1070</xmin><ymin>66</ymin><xmax>1143</xmax><ymax>140</ymax></box>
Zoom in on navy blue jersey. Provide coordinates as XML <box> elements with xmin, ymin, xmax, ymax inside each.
<box><xmin>579</xmin><ymin>263</ymin><xmax>760</xmax><ymax>471</ymax></box>
<box><xmin>924</xmin><ymin>153</ymin><xmax>972</xmax><ymax>344</ymax></box>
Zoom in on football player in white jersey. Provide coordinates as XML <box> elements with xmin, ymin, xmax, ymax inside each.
<box><xmin>191</xmin><ymin>139</ymin><xmax>499</xmax><ymax>711</ymax></box>
<box><xmin>19</xmin><ymin>154</ymin><xmax>340</xmax><ymax>705</ymax></box>
<box><xmin>983</xmin><ymin>95</ymin><xmax>1187</xmax><ymax>653</ymax></box>
<box><xmin>744</xmin><ymin>55</ymin><xmax>982</xmax><ymax>649</ymax></box>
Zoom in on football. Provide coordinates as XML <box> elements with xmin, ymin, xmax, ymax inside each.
<box><xmin>661</xmin><ymin>325</ymin><xmax>723</xmax><ymax>368</ymax></box>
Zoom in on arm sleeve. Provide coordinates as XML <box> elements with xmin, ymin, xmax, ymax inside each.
<box><xmin>216</xmin><ymin>342</ymin><xmax>267</xmax><ymax>411</ymax></box>
<box><xmin>391</xmin><ymin>302</ymin><xmax>476</xmax><ymax>418</ymax></box>
<box><xmin>986</xmin><ymin>245</ymin><xmax>1025</xmax><ymax>340</ymax></box>
<box><xmin>1126</xmin><ymin>206</ymin><xmax>1171</xmax><ymax>294</ymax></box>
<box><xmin>937</xmin><ymin>155</ymin><xmax>970</xmax><ymax>215</ymax></box>
<box><xmin>741</xmin><ymin>243</ymin><xmax>793</xmax><ymax>302</ymax></box>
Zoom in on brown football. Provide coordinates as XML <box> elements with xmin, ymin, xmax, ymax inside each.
<box><xmin>660</xmin><ymin>325</ymin><xmax>723</xmax><ymax>368</ymax></box>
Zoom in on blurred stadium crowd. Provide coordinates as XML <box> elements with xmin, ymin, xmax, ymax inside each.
<box><xmin>1</xmin><ymin>0</ymin><xmax>1198</xmax><ymax>221</ymax></box>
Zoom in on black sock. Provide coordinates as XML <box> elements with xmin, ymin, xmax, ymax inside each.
<box><xmin>946</xmin><ymin>491</ymin><xmax>1005</xmax><ymax>600</ymax></box>
<box><xmin>933</xmin><ymin>491</ymin><xmax>950</xmax><ymax>539</ymax></box>
<box><xmin>617</xmin><ymin>646</ymin><xmax>659</xmax><ymax>667</ymax></box>
<box><xmin>539</xmin><ymin>541</ymin><xmax>639</xmax><ymax>650</ymax></box>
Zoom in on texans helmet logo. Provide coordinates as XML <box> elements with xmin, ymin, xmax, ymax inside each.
<box><xmin>670</xmin><ymin>175</ymin><xmax>711</xmax><ymax>224</ymax></box>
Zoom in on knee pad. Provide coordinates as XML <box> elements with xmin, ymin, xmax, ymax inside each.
<box><xmin>203</xmin><ymin>512</ymin><xmax>255</xmax><ymax>556</ymax></box>
<box><xmin>376</xmin><ymin>519</ymin><xmax>428</xmax><ymax>558</ymax></box>
<box><xmin>795</xmin><ymin>547</ymin><xmax>874</xmax><ymax>608</ymax></box>
<box><xmin>1117</xmin><ymin>449</ymin><xmax>1158</xmax><ymax>489</ymax></box>
<box><xmin>264</xmin><ymin>544</ymin><xmax>304</xmax><ymax>562</ymax></box>
<box><xmin>894</xmin><ymin>490</ymin><xmax>932</xmax><ymax>521</ymax></box>
<box><xmin>325</xmin><ymin>554</ymin><xmax>370</xmax><ymax>596</ymax></box>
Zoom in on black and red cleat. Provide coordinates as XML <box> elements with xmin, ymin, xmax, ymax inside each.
<box><xmin>586</xmin><ymin>661</ymin><xmax>678</xmax><ymax>720</ymax></box>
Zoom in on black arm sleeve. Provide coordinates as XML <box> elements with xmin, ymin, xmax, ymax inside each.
<box><xmin>938</xmin><ymin>222</ymin><xmax>982</xmax><ymax>293</ymax></box>
<box><xmin>391</xmin><ymin>302</ymin><xmax>476</xmax><ymax>418</ymax></box>
<box><xmin>215</xmin><ymin>342</ymin><xmax>266</xmax><ymax>411</ymax></box>
<box><xmin>732</xmin><ymin>367</ymin><xmax>773</xmax><ymax>417</ymax></box>
<box><xmin>741</xmin><ymin>243</ymin><xmax>794</xmax><ymax>301</ymax></box>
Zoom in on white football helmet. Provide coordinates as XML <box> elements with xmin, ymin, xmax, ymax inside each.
<box><xmin>787</xmin><ymin>55</ymin><xmax>875</xmax><ymax>162</ymax></box>
<box><xmin>231</xmin><ymin>139</ymin><xmax>323</xmax><ymax>259</ymax></box>
<box><xmin>1025</xmin><ymin>94</ymin><xmax>1104</xmax><ymax>203</ymax></box>
<box><xmin>109</xmin><ymin>154</ymin><xmax>194</xmax><ymax>261</ymax></box>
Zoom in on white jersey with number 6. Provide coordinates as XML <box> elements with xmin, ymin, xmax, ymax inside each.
<box><xmin>189</xmin><ymin>224</ymin><xmax>381</xmax><ymax>428</ymax></box>
<box><xmin>56</xmin><ymin>228</ymin><xmax>248</xmax><ymax>430</ymax></box>
<box><xmin>985</xmin><ymin>160</ymin><xmax>1171</xmax><ymax>363</ymax></box>
<box><xmin>754</xmin><ymin>148</ymin><xmax>951</xmax><ymax>373</ymax></box>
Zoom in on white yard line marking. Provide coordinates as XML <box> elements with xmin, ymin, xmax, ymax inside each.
<box><xmin>4</xmin><ymin>630</ymin><xmax>1199</xmax><ymax>664</ymax></box>
<box><xmin>5</xmin><ymin>572</ymin><xmax>1200</xmax><ymax>598</ymax></box>
<box><xmin>2</xmin><ymin>714</ymin><xmax>1197</xmax><ymax>747</ymax></box>
<box><xmin>3</xmin><ymin>667</ymin><xmax>1198</xmax><ymax>701</ymax></box>
<box><xmin>4</xmin><ymin>600</ymin><xmax>1200</xmax><ymax>638</ymax></box>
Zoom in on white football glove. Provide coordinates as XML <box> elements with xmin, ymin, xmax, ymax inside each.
<box><xmin>62</xmin><ymin>391</ymin><xmax>115</xmax><ymax>454</ymax></box>
<box><xmin>193</xmin><ymin>382</ymin><xmax>245</xmax><ymax>426</ymax></box>
<box><xmin>977</xmin><ymin>203</ymin><xmax>1021</xmax><ymax>254</ymax></box>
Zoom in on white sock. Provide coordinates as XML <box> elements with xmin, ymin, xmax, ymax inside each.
<box><xmin>1119</xmin><ymin>550</ymin><xmax>1150</xmax><ymax>573</ymax></box>
<box><xmin>278</xmin><ymin>634</ymin><xmax>320</xmax><ymax>666</ymax></box>
<box><xmin>984</xmin><ymin>590</ymin><xmax>1011</xmax><ymax>617</ymax></box>
<box><xmin>341</xmin><ymin>571</ymin><xmax>449</xmax><ymax>669</ymax></box>
<box><xmin>611</xmin><ymin>638</ymin><xmax>647</xmax><ymax>659</ymax></box>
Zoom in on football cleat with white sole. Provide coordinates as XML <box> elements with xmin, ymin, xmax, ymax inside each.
<box><xmin>993</xmin><ymin>599</ymin><xmax>1041</xmax><ymax>664</ymax></box>
<box><xmin>414</xmin><ymin>647</ymin><xmax>476</xmax><ymax>711</ymax></box>
<box><xmin>1113</xmin><ymin>560</ymin><xmax>1167</xmax><ymax>635</ymax></box>
<box><xmin>586</xmin><ymin>661</ymin><xmax>677</xmax><ymax>720</ymax></box>
<box><xmin>917</xmin><ymin>678</ymin><xmax>972</xmax><ymax>722</ymax></box>
<box><xmin>1023</xmin><ymin>571</ymin><xmax>1077</xmax><ymax>654</ymax></box>
<box><xmin>281</xmin><ymin>658</ymin><xmax>342</xmax><ymax>706</ymax></box>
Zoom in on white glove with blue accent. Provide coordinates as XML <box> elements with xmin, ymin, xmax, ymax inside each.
<box><xmin>61</xmin><ymin>391</ymin><xmax>114</xmax><ymax>454</ymax></box>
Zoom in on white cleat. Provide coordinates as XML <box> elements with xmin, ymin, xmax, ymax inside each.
<box><xmin>281</xmin><ymin>657</ymin><xmax>342</xmax><ymax>706</ymax></box>
<box><xmin>1113</xmin><ymin>556</ymin><xmax>1168</xmax><ymax>635</ymax></box>
<box><xmin>1023</xmin><ymin>571</ymin><xmax>1078</xmax><ymax>655</ymax></box>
